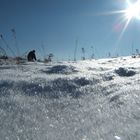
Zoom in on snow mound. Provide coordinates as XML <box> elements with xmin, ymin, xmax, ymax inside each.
<box><xmin>115</xmin><ymin>67</ymin><xmax>136</xmax><ymax>77</ymax></box>
<box><xmin>0</xmin><ymin>77</ymin><xmax>99</xmax><ymax>99</ymax></box>
<box><xmin>42</xmin><ymin>65</ymin><xmax>78</xmax><ymax>74</ymax></box>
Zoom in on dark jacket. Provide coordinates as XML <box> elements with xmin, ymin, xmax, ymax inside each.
<box><xmin>27</xmin><ymin>50</ymin><xmax>36</xmax><ymax>61</ymax></box>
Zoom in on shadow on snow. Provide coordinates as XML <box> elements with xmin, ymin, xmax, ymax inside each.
<box><xmin>41</xmin><ymin>65</ymin><xmax>78</xmax><ymax>75</ymax></box>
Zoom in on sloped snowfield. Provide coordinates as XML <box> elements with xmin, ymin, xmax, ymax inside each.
<box><xmin>0</xmin><ymin>57</ymin><xmax>140</xmax><ymax>140</ymax></box>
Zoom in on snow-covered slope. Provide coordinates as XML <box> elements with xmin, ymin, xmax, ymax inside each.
<box><xmin>0</xmin><ymin>57</ymin><xmax>140</xmax><ymax>140</ymax></box>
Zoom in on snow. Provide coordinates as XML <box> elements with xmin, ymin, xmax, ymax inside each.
<box><xmin>114</xmin><ymin>136</ymin><xmax>121</xmax><ymax>140</ymax></box>
<box><xmin>0</xmin><ymin>56</ymin><xmax>140</xmax><ymax>140</ymax></box>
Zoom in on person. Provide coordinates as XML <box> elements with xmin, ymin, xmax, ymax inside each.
<box><xmin>27</xmin><ymin>50</ymin><xmax>36</xmax><ymax>61</ymax></box>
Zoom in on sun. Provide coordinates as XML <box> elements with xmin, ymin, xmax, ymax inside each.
<box><xmin>115</xmin><ymin>0</ymin><xmax>140</xmax><ymax>43</ymax></box>
<box><xmin>88</xmin><ymin>0</ymin><xmax>140</xmax><ymax>44</ymax></box>
<box><xmin>125</xmin><ymin>0</ymin><xmax>140</xmax><ymax>20</ymax></box>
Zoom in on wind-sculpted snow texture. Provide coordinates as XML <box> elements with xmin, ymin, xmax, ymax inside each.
<box><xmin>0</xmin><ymin>57</ymin><xmax>140</xmax><ymax>140</ymax></box>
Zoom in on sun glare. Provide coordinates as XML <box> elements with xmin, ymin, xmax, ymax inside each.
<box><xmin>89</xmin><ymin>0</ymin><xmax>140</xmax><ymax>46</ymax></box>
<box><xmin>116</xmin><ymin>0</ymin><xmax>140</xmax><ymax>43</ymax></box>
<box><xmin>125</xmin><ymin>0</ymin><xmax>140</xmax><ymax>20</ymax></box>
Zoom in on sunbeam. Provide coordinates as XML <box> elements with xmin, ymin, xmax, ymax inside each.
<box><xmin>117</xmin><ymin>16</ymin><xmax>132</xmax><ymax>43</ymax></box>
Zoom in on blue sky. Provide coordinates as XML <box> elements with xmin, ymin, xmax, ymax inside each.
<box><xmin>0</xmin><ymin>0</ymin><xmax>140</xmax><ymax>60</ymax></box>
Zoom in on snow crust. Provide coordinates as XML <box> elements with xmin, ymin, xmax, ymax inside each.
<box><xmin>0</xmin><ymin>56</ymin><xmax>140</xmax><ymax>140</ymax></box>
